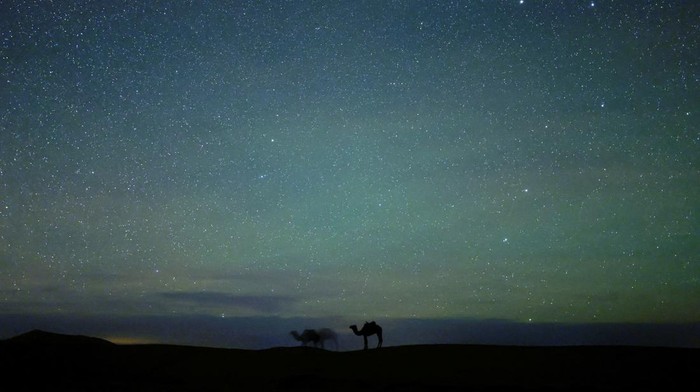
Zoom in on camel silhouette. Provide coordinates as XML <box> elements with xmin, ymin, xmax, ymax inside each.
<box><xmin>290</xmin><ymin>328</ymin><xmax>338</xmax><ymax>350</ymax></box>
<box><xmin>290</xmin><ymin>329</ymin><xmax>319</xmax><ymax>347</ymax></box>
<box><xmin>349</xmin><ymin>321</ymin><xmax>383</xmax><ymax>350</ymax></box>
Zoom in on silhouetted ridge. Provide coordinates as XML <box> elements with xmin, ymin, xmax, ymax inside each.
<box><xmin>4</xmin><ymin>329</ymin><xmax>115</xmax><ymax>347</ymax></box>
<box><xmin>0</xmin><ymin>331</ymin><xmax>697</xmax><ymax>391</ymax></box>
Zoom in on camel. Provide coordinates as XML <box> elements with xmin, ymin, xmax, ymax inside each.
<box><xmin>290</xmin><ymin>329</ymin><xmax>320</xmax><ymax>347</ymax></box>
<box><xmin>349</xmin><ymin>321</ymin><xmax>383</xmax><ymax>350</ymax></box>
<box><xmin>316</xmin><ymin>328</ymin><xmax>339</xmax><ymax>350</ymax></box>
<box><xmin>290</xmin><ymin>328</ymin><xmax>339</xmax><ymax>350</ymax></box>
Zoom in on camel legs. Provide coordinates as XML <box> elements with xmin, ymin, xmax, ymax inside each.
<box><xmin>363</xmin><ymin>335</ymin><xmax>368</xmax><ymax>350</ymax></box>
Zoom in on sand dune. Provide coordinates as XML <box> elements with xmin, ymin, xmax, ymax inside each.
<box><xmin>1</xmin><ymin>330</ymin><xmax>697</xmax><ymax>391</ymax></box>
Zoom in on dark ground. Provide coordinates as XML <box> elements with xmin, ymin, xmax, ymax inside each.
<box><xmin>1</xmin><ymin>330</ymin><xmax>697</xmax><ymax>391</ymax></box>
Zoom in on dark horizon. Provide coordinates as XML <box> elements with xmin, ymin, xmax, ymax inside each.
<box><xmin>3</xmin><ymin>330</ymin><xmax>696</xmax><ymax>391</ymax></box>
<box><xmin>2</xmin><ymin>313</ymin><xmax>698</xmax><ymax>350</ymax></box>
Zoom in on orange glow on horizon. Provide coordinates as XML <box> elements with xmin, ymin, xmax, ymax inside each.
<box><xmin>104</xmin><ymin>336</ymin><xmax>158</xmax><ymax>345</ymax></box>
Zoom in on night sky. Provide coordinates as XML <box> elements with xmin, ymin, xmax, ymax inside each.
<box><xmin>1</xmin><ymin>1</ymin><xmax>699</xmax><ymax>349</ymax></box>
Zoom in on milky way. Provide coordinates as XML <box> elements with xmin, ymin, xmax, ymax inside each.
<box><xmin>1</xmin><ymin>1</ymin><xmax>698</xmax><ymax>348</ymax></box>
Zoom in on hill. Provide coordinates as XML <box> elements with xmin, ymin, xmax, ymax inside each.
<box><xmin>1</xmin><ymin>330</ymin><xmax>698</xmax><ymax>391</ymax></box>
<box><xmin>5</xmin><ymin>329</ymin><xmax>116</xmax><ymax>347</ymax></box>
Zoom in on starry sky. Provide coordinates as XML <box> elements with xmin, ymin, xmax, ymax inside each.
<box><xmin>1</xmin><ymin>1</ymin><xmax>699</xmax><ymax>349</ymax></box>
